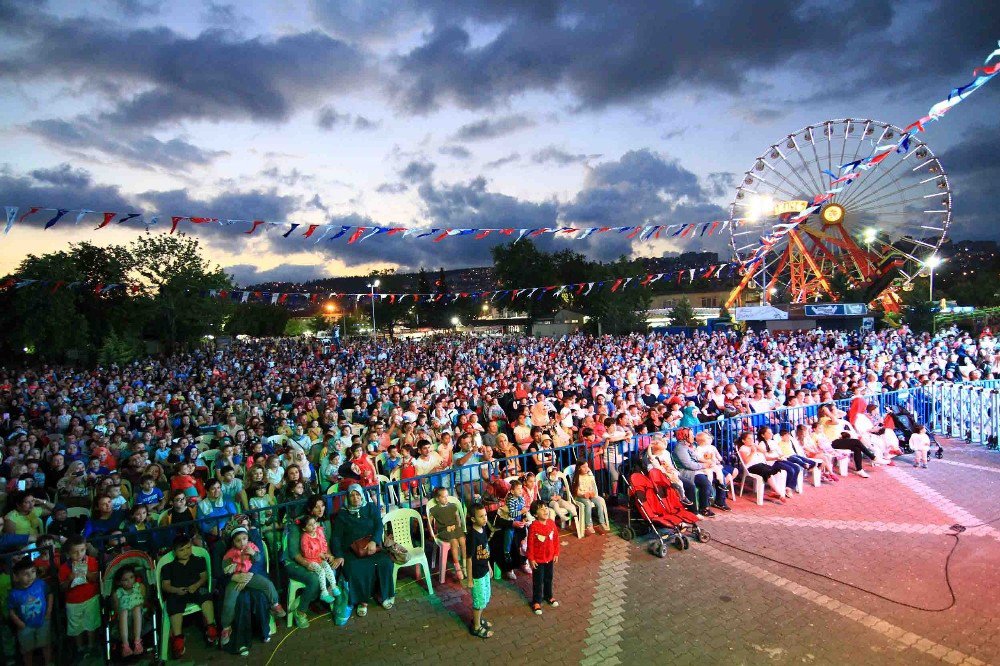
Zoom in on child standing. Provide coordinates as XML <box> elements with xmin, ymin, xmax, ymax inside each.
<box><xmin>57</xmin><ymin>536</ymin><xmax>101</xmax><ymax>657</ymax></box>
<box><xmin>7</xmin><ymin>557</ymin><xmax>53</xmax><ymax>666</ymax></box>
<box><xmin>298</xmin><ymin>515</ymin><xmax>340</xmax><ymax>605</ymax></box>
<box><xmin>220</xmin><ymin>527</ymin><xmax>285</xmax><ymax>646</ymax></box>
<box><xmin>112</xmin><ymin>565</ymin><xmax>146</xmax><ymax>657</ymax></box>
<box><xmin>525</xmin><ymin>500</ymin><xmax>560</xmax><ymax>615</ymax></box>
<box><xmin>428</xmin><ymin>487</ymin><xmax>466</xmax><ymax>580</ymax></box>
<box><xmin>910</xmin><ymin>425</ymin><xmax>931</xmax><ymax>468</ymax></box>
<box><xmin>464</xmin><ymin>504</ymin><xmax>494</xmax><ymax>639</ymax></box>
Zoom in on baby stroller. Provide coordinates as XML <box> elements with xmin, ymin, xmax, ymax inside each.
<box><xmin>100</xmin><ymin>549</ymin><xmax>162</xmax><ymax>664</ymax></box>
<box><xmin>887</xmin><ymin>405</ymin><xmax>943</xmax><ymax>459</ymax></box>
<box><xmin>620</xmin><ymin>472</ymin><xmax>708</xmax><ymax>558</ymax></box>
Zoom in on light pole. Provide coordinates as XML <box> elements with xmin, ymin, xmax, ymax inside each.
<box><xmin>863</xmin><ymin>228</ymin><xmax>877</xmax><ymax>267</ymax></box>
<box><xmin>925</xmin><ymin>255</ymin><xmax>943</xmax><ymax>335</ymax></box>
<box><xmin>925</xmin><ymin>255</ymin><xmax>942</xmax><ymax>302</ymax></box>
<box><xmin>323</xmin><ymin>302</ymin><xmax>340</xmax><ymax>339</ymax></box>
<box><xmin>367</xmin><ymin>279</ymin><xmax>380</xmax><ymax>337</ymax></box>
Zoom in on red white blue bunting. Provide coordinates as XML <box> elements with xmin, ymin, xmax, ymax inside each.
<box><xmin>0</xmin><ymin>204</ymin><xmax>736</xmax><ymax>243</ymax></box>
<box><xmin>743</xmin><ymin>42</ymin><xmax>1000</xmax><ymax>267</ymax></box>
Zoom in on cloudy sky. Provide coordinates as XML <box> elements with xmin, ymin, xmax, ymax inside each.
<box><xmin>0</xmin><ymin>0</ymin><xmax>997</xmax><ymax>285</ymax></box>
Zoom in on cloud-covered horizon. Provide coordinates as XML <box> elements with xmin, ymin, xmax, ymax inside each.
<box><xmin>0</xmin><ymin>0</ymin><xmax>997</xmax><ymax>282</ymax></box>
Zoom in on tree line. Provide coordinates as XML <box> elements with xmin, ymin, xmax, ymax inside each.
<box><xmin>0</xmin><ymin>234</ymin><xmax>290</xmax><ymax>364</ymax></box>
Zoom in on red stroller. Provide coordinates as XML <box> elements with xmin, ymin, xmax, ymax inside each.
<box><xmin>621</xmin><ymin>472</ymin><xmax>709</xmax><ymax>557</ymax></box>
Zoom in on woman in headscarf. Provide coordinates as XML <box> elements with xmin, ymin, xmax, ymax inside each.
<box><xmin>330</xmin><ymin>484</ymin><xmax>395</xmax><ymax>619</ymax></box>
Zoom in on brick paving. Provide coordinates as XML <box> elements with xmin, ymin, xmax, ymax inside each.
<box><xmin>175</xmin><ymin>438</ymin><xmax>1000</xmax><ymax>665</ymax></box>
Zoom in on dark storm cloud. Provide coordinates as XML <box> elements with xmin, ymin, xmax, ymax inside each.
<box><xmin>438</xmin><ymin>145</ymin><xmax>472</xmax><ymax>159</ymax></box>
<box><xmin>316</xmin><ymin>106</ymin><xmax>352</xmax><ymax>129</ymax></box>
<box><xmin>392</xmin><ymin>0</ymin><xmax>897</xmax><ymax>113</ymax></box>
<box><xmin>484</xmin><ymin>153</ymin><xmax>521</xmax><ymax>169</ymax></box>
<box><xmin>352</xmin><ymin>115</ymin><xmax>380</xmax><ymax>131</ymax></box>
<box><xmin>452</xmin><ymin>115</ymin><xmax>535</xmax><ymax>141</ymax></box>
<box><xmin>111</xmin><ymin>0</ymin><xmax>159</xmax><ymax>16</ymax></box>
<box><xmin>26</xmin><ymin>118</ymin><xmax>227</xmax><ymax>171</ymax></box>
<box><xmin>259</xmin><ymin>167</ymin><xmax>316</xmax><ymax>188</ymax></box>
<box><xmin>29</xmin><ymin>164</ymin><xmax>93</xmax><ymax>190</ymax></box>
<box><xmin>937</xmin><ymin>127</ymin><xmax>1000</xmax><ymax>242</ymax></box>
<box><xmin>706</xmin><ymin>172</ymin><xmax>737</xmax><ymax>199</ymax></box>
<box><xmin>376</xmin><ymin>182</ymin><xmax>409</xmax><ymax>194</ymax></box>
<box><xmin>137</xmin><ymin>188</ymin><xmax>299</xmax><ymax>224</ymax></box>
<box><xmin>226</xmin><ymin>263</ymin><xmax>333</xmax><ymax>285</ymax></box>
<box><xmin>531</xmin><ymin>146</ymin><xmax>600</xmax><ymax>166</ymax></box>
<box><xmin>0</xmin><ymin>4</ymin><xmax>367</xmax><ymax>129</ymax></box>
<box><xmin>0</xmin><ymin>168</ymin><xmax>133</xmax><ymax>220</ymax></box>
<box><xmin>399</xmin><ymin>160</ymin><xmax>436</xmax><ymax>183</ymax></box>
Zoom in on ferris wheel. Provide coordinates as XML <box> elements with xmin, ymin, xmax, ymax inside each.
<box><xmin>726</xmin><ymin>118</ymin><xmax>952</xmax><ymax>310</ymax></box>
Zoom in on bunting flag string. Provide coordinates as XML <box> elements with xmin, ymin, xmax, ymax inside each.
<box><xmin>0</xmin><ymin>203</ymin><xmax>737</xmax><ymax>242</ymax></box>
<box><xmin>1</xmin><ymin>261</ymin><xmax>742</xmax><ymax>304</ymax></box>
<box><xmin>742</xmin><ymin>42</ymin><xmax>1000</xmax><ymax>269</ymax></box>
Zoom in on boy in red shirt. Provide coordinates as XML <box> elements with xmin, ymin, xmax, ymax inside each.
<box><xmin>58</xmin><ymin>535</ymin><xmax>101</xmax><ymax>656</ymax></box>
<box><xmin>525</xmin><ymin>500</ymin><xmax>560</xmax><ymax>615</ymax></box>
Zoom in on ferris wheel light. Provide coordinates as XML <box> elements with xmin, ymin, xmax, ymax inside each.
<box><xmin>747</xmin><ymin>194</ymin><xmax>774</xmax><ymax>221</ymax></box>
<box><xmin>925</xmin><ymin>256</ymin><xmax>943</xmax><ymax>269</ymax></box>
<box><xmin>862</xmin><ymin>228</ymin><xmax>878</xmax><ymax>243</ymax></box>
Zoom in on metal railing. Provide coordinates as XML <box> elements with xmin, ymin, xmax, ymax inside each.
<box><xmin>54</xmin><ymin>382</ymin><xmax>1000</xmax><ymax>565</ymax></box>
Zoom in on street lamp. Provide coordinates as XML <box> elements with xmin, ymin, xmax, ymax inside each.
<box><xmin>367</xmin><ymin>279</ymin><xmax>380</xmax><ymax>336</ymax></box>
<box><xmin>323</xmin><ymin>302</ymin><xmax>341</xmax><ymax>338</ymax></box>
<box><xmin>451</xmin><ymin>316</ymin><xmax>460</xmax><ymax>328</ymax></box>
<box><xmin>863</xmin><ymin>228</ymin><xmax>877</xmax><ymax>259</ymax></box>
<box><xmin>925</xmin><ymin>255</ymin><xmax>943</xmax><ymax>302</ymax></box>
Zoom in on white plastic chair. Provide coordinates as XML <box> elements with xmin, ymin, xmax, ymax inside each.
<box><xmin>424</xmin><ymin>496</ymin><xmax>466</xmax><ymax>583</ymax></box>
<box><xmin>382</xmin><ymin>508</ymin><xmax>434</xmax><ymax>596</ymax></box>
<box><xmin>538</xmin><ymin>470</ymin><xmax>583</xmax><ymax>539</ymax></box>
<box><xmin>736</xmin><ymin>453</ymin><xmax>766</xmax><ymax>506</ymax></box>
<box><xmin>561</xmin><ymin>466</ymin><xmax>588</xmax><ymax>536</ymax></box>
<box><xmin>790</xmin><ymin>439</ymin><xmax>823</xmax><ymax>487</ymax></box>
<box><xmin>155</xmin><ymin>546</ymin><xmax>212</xmax><ymax>661</ymax></box>
<box><xmin>377</xmin><ymin>474</ymin><xmax>398</xmax><ymax>510</ymax></box>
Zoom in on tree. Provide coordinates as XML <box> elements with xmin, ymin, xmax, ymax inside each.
<box><xmin>122</xmin><ymin>233</ymin><xmax>233</xmax><ymax>351</ymax></box>
<box><xmin>717</xmin><ymin>303</ymin><xmax>733</xmax><ymax>322</ymax></box>
<box><xmin>369</xmin><ymin>269</ymin><xmax>412</xmax><ymax>336</ymax></box>
<box><xmin>491</xmin><ymin>240</ymin><xmax>560</xmax><ymax>326</ymax></box>
<box><xmin>225</xmin><ymin>303</ymin><xmax>290</xmax><ymax>337</ymax></box>
<box><xmin>669</xmin><ymin>296</ymin><xmax>699</xmax><ymax>327</ymax></box>
<box><xmin>0</xmin><ymin>232</ymin><xmax>234</xmax><ymax>362</ymax></box>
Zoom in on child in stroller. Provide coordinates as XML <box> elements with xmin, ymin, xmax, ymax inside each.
<box><xmin>112</xmin><ymin>565</ymin><xmax>146</xmax><ymax>657</ymax></box>
<box><xmin>101</xmin><ymin>550</ymin><xmax>159</xmax><ymax>662</ymax></box>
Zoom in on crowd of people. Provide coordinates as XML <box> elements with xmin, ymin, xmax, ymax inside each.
<box><xmin>0</xmin><ymin>324</ymin><xmax>988</xmax><ymax>661</ymax></box>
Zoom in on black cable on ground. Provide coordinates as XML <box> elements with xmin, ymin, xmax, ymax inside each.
<box><xmin>707</xmin><ymin>514</ymin><xmax>1000</xmax><ymax>613</ymax></box>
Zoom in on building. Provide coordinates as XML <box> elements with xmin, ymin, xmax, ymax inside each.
<box><xmin>649</xmin><ymin>289</ymin><xmax>733</xmax><ymax>310</ymax></box>
<box><xmin>531</xmin><ymin>309</ymin><xmax>589</xmax><ymax>337</ymax></box>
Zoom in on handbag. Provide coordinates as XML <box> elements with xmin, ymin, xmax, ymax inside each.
<box><xmin>350</xmin><ymin>535</ymin><xmax>377</xmax><ymax>558</ymax></box>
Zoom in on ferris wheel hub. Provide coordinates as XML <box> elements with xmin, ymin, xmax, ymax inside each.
<box><xmin>820</xmin><ymin>203</ymin><xmax>845</xmax><ymax>226</ymax></box>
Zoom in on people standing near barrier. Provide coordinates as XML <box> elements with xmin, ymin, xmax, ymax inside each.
<box><xmin>910</xmin><ymin>425</ymin><xmax>931</xmax><ymax>468</ymax></box>
<box><xmin>526</xmin><ymin>500</ymin><xmax>560</xmax><ymax>616</ymax></box>
<box><xmin>465</xmin><ymin>503</ymin><xmax>494</xmax><ymax>639</ymax></box>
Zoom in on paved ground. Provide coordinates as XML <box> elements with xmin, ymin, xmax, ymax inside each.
<box><xmin>176</xmin><ymin>438</ymin><xmax>999</xmax><ymax>665</ymax></box>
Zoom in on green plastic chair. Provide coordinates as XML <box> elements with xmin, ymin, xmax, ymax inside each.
<box><xmin>155</xmin><ymin>546</ymin><xmax>213</xmax><ymax>661</ymax></box>
<box><xmin>280</xmin><ymin>530</ymin><xmax>308</xmax><ymax>628</ymax></box>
